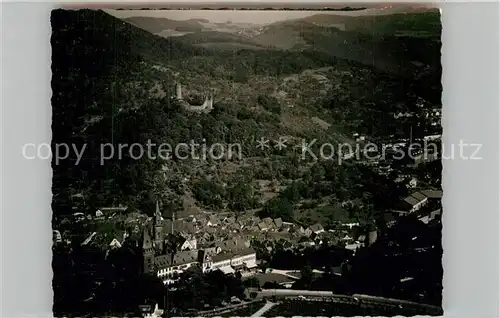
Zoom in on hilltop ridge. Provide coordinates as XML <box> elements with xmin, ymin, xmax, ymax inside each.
<box><xmin>118</xmin><ymin>10</ymin><xmax>441</xmax><ymax>96</ymax></box>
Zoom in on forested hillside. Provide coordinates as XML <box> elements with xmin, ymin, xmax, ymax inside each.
<box><xmin>51</xmin><ymin>9</ymin><xmax>441</xmax><ymax>227</ymax></box>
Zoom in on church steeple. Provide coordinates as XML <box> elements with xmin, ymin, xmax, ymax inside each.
<box><xmin>171</xmin><ymin>210</ymin><xmax>175</xmax><ymax>234</ymax></box>
<box><xmin>155</xmin><ymin>201</ymin><xmax>162</xmax><ymax>225</ymax></box>
<box><xmin>153</xmin><ymin>201</ymin><xmax>164</xmax><ymax>251</ymax></box>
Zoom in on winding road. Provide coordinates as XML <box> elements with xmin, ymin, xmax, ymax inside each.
<box><xmin>251</xmin><ymin>301</ymin><xmax>277</xmax><ymax>317</ymax></box>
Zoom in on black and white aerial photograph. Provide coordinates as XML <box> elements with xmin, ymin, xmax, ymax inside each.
<box><xmin>51</xmin><ymin>2</ymin><xmax>443</xmax><ymax>317</ymax></box>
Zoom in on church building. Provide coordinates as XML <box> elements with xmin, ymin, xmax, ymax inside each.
<box><xmin>137</xmin><ymin>202</ymin><xmax>199</xmax><ymax>284</ymax></box>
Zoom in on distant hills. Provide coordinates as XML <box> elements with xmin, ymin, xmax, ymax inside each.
<box><xmin>120</xmin><ymin>8</ymin><xmax>440</xmax><ymax>39</ymax></box>
<box><xmin>109</xmin><ymin>3</ymin><xmax>434</xmax><ymax>11</ymax></box>
<box><xmin>120</xmin><ymin>10</ymin><xmax>441</xmax><ymax>79</ymax></box>
<box><xmin>124</xmin><ymin>16</ymin><xmax>205</xmax><ymax>33</ymax></box>
<box><xmin>278</xmin><ymin>10</ymin><xmax>441</xmax><ymax>36</ymax></box>
<box><xmin>256</xmin><ymin>12</ymin><xmax>441</xmax><ymax>74</ymax></box>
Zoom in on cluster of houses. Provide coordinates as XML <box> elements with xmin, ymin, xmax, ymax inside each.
<box><xmin>391</xmin><ymin>102</ymin><xmax>441</xmax><ymax>127</ymax></box>
<box><xmin>391</xmin><ymin>189</ymin><xmax>443</xmax><ymax>224</ymax></box>
<box><xmin>166</xmin><ymin>213</ymin><xmax>329</xmax><ymax>248</ymax></box>
<box><xmin>54</xmin><ymin>185</ymin><xmax>442</xmax><ymax>286</ymax></box>
<box><xmin>58</xmin><ymin>201</ymin><xmax>370</xmax><ymax>285</ymax></box>
<box><xmin>56</xmin><ymin>197</ymin><xmax>390</xmax><ymax>268</ymax></box>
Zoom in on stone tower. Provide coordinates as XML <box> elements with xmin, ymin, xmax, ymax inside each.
<box><xmin>154</xmin><ymin>201</ymin><xmax>163</xmax><ymax>251</ymax></box>
<box><xmin>206</xmin><ymin>94</ymin><xmax>214</xmax><ymax>111</ymax></box>
<box><xmin>176</xmin><ymin>82</ymin><xmax>182</xmax><ymax>100</ymax></box>
<box><xmin>200</xmin><ymin>94</ymin><xmax>214</xmax><ymax>112</ymax></box>
<box><xmin>142</xmin><ymin>228</ymin><xmax>155</xmax><ymax>274</ymax></box>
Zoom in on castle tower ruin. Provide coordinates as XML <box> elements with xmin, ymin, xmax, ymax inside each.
<box><xmin>174</xmin><ymin>82</ymin><xmax>214</xmax><ymax>113</ymax></box>
<box><xmin>176</xmin><ymin>82</ymin><xmax>182</xmax><ymax>100</ymax></box>
<box><xmin>206</xmin><ymin>94</ymin><xmax>214</xmax><ymax>111</ymax></box>
<box><xmin>201</xmin><ymin>94</ymin><xmax>214</xmax><ymax>111</ymax></box>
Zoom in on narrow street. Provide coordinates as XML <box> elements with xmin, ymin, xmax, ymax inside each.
<box><xmin>251</xmin><ymin>301</ymin><xmax>277</xmax><ymax>317</ymax></box>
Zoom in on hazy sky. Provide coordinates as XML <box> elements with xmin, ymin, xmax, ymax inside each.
<box><xmin>105</xmin><ymin>6</ymin><xmax>419</xmax><ymax>25</ymax></box>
